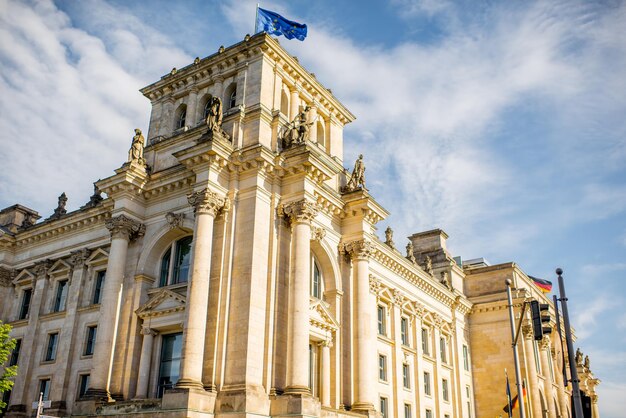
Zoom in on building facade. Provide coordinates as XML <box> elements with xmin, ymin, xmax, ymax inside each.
<box><xmin>0</xmin><ymin>33</ymin><xmax>597</xmax><ymax>418</ymax></box>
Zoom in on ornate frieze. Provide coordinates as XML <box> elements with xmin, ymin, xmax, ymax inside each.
<box><xmin>105</xmin><ymin>215</ymin><xmax>146</xmax><ymax>241</ymax></box>
<box><xmin>340</xmin><ymin>239</ymin><xmax>375</xmax><ymax>260</ymax></box>
<box><xmin>278</xmin><ymin>199</ymin><xmax>320</xmax><ymax>224</ymax></box>
<box><xmin>413</xmin><ymin>302</ymin><xmax>426</xmax><ymax>318</ymax></box>
<box><xmin>165</xmin><ymin>212</ymin><xmax>185</xmax><ymax>229</ymax></box>
<box><xmin>392</xmin><ymin>289</ymin><xmax>405</xmax><ymax>306</ymax></box>
<box><xmin>69</xmin><ymin>248</ymin><xmax>91</xmax><ymax>268</ymax></box>
<box><xmin>522</xmin><ymin>323</ymin><xmax>534</xmax><ymax>340</ymax></box>
<box><xmin>187</xmin><ymin>189</ymin><xmax>226</xmax><ymax>217</ymax></box>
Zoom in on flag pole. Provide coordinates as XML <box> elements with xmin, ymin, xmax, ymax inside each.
<box><xmin>254</xmin><ymin>3</ymin><xmax>260</xmax><ymax>34</ymax></box>
<box><xmin>505</xmin><ymin>279</ymin><xmax>527</xmax><ymax>418</ymax></box>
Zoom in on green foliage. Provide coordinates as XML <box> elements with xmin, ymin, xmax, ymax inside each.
<box><xmin>0</xmin><ymin>321</ymin><xmax>17</xmax><ymax>409</ymax></box>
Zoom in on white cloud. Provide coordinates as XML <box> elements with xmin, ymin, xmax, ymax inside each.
<box><xmin>572</xmin><ymin>294</ymin><xmax>619</xmax><ymax>340</ymax></box>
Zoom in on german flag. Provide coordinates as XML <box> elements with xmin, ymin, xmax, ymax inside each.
<box><xmin>529</xmin><ymin>276</ymin><xmax>552</xmax><ymax>293</ymax></box>
<box><xmin>503</xmin><ymin>382</ymin><xmax>527</xmax><ymax>414</ymax></box>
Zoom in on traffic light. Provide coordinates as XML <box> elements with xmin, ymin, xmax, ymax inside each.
<box><xmin>530</xmin><ymin>300</ymin><xmax>552</xmax><ymax>341</ymax></box>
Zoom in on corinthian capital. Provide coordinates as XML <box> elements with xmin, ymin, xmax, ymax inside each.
<box><xmin>33</xmin><ymin>259</ymin><xmax>52</xmax><ymax>279</ymax></box>
<box><xmin>105</xmin><ymin>215</ymin><xmax>146</xmax><ymax>241</ymax></box>
<box><xmin>187</xmin><ymin>188</ymin><xmax>226</xmax><ymax>216</ymax></box>
<box><xmin>69</xmin><ymin>248</ymin><xmax>91</xmax><ymax>267</ymax></box>
<box><xmin>278</xmin><ymin>199</ymin><xmax>320</xmax><ymax>224</ymax></box>
<box><xmin>340</xmin><ymin>239</ymin><xmax>375</xmax><ymax>260</ymax></box>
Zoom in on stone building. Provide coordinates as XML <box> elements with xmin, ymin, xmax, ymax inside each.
<box><xmin>0</xmin><ymin>33</ymin><xmax>597</xmax><ymax>418</ymax></box>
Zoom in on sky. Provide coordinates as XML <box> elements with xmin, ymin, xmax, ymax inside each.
<box><xmin>0</xmin><ymin>0</ymin><xmax>624</xmax><ymax>415</ymax></box>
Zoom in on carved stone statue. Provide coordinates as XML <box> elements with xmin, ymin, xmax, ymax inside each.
<box><xmin>584</xmin><ymin>355</ymin><xmax>590</xmax><ymax>370</ymax></box>
<box><xmin>82</xmin><ymin>183</ymin><xmax>103</xmax><ymax>209</ymax></box>
<box><xmin>406</xmin><ymin>242</ymin><xmax>416</xmax><ymax>264</ymax></box>
<box><xmin>440</xmin><ymin>271</ymin><xmax>452</xmax><ymax>290</ymax></box>
<box><xmin>206</xmin><ymin>96</ymin><xmax>223</xmax><ymax>132</ymax></box>
<box><xmin>384</xmin><ymin>226</ymin><xmax>395</xmax><ymax>248</ymax></box>
<box><xmin>280</xmin><ymin>106</ymin><xmax>312</xmax><ymax>149</ymax></box>
<box><xmin>128</xmin><ymin>128</ymin><xmax>145</xmax><ymax>165</ymax></box>
<box><xmin>424</xmin><ymin>255</ymin><xmax>433</xmax><ymax>276</ymax></box>
<box><xmin>575</xmin><ymin>348</ymin><xmax>583</xmax><ymax>366</ymax></box>
<box><xmin>48</xmin><ymin>192</ymin><xmax>68</xmax><ymax>220</ymax></box>
<box><xmin>344</xmin><ymin>154</ymin><xmax>366</xmax><ymax>192</ymax></box>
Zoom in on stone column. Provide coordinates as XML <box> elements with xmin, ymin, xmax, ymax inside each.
<box><xmin>539</xmin><ymin>337</ymin><xmax>557</xmax><ymax>418</ymax></box>
<box><xmin>591</xmin><ymin>394</ymin><xmax>599</xmax><ymax>418</ymax></box>
<box><xmin>135</xmin><ymin>326</ymin><xmax>158</xmax><ymax>399</ymax></box>
<box><xmin>342</xmin><ymin>239</ymin><xmax>376</xmax><ymax>412</ymax></box>
<box><xmin>281</xmin><ymin>200</ymin><xmax>319</xmax><ymax>394</ymax></box>
<box><xmin>552</xmin><ymin>346</ymin><xmax>568</xmax><ymax>418</ymax></box>
<box><xmin>176</xmin><ymin>189</ymin><xmax>225</xmax><ymax>389</ymax></box>
<box><xmin>320</xmin><ymin>340</ymin><xmax>332</xmax><ymax>407</ymax></box>
<box><xmin>522</xmin><ymin>324</ymin><xmax>543</xmax><ymax>418</ymax></box>
<box><xmin>392</xmin><ymin>290</ymin><xmax>405</xmax><ymax>418</ymax></box>
<box><xmin>309</xmin><ymin>105</ymin><xmax>318</xmax><ymax>144</ymax></box>
<box><xmin>87</xmin><ymin>215</ymin><xmax>144</xmax><ymax>399</ymax></box>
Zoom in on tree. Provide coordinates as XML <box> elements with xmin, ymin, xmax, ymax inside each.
<box><xmin>0</xmin><ymin>321</ymin><xmax>17</xmax><ymax>410</ymax></box>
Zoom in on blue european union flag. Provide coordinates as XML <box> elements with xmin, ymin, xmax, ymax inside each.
<box><xmin>256</xmin><ymin>7</ymin><xmax>307</xmax><ymax>41</ymax></box>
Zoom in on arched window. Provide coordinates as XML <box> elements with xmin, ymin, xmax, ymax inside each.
<box><xmin>175</xmin><ymin>105</ymin><xmax>187</xmax><ymax>130</ymax></box>
<box><xmin>316</xmin><ymin>120</ymin><xmax>325</xmax><ymax>147</ymax></box>
<box><xmin>202</xmin><ymin>98</ymin><xmax>212</xmax><ymax>121</ymax></box>
<box><xmin>159</xmin><ymin>236</ymin><xmax>192</xmax><ymax>287</ymax></box>
<box><xmin>280</xmin><ymin>90</ymin><xmax>289</xmax><ymax>115</ymax></box>
<box><xmin>225</xmin><ymin>83</ymin><xmax>237</xmax><ymax>109</ymax></box>
<box><xmin>311</xmin><ymin>257</ymin><xmax>323</xmax><ymax>299</ymax></box>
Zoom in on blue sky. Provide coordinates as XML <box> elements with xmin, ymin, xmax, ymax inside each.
<box><xmin>1</xmin><ymin>0</ymin><xmax>624</xmax><ymax>415</ymax></box>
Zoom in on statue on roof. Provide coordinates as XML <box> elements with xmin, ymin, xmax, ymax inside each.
<box><xmin>424</xmin><ymin>255</ymin><xmax>433</xmax><ymax>276</ymax></box>
<box><xmin>584</xmin><ymin>355</ymin><xmax>590</xmax><ymax>370</ymax></box>
<box><xmin>48</xmin><ymin>192</ymin><xmax>68</xmax><ymax>220</ymax></box>
<box><xmin>280</xmin><ymin>106</ymin><xmax>312</xmax><ymax>149</ymax></box>
<box><xmin>575</xmin><ymin>348</ymin><xmax>583</xmax><ymax>366</ymax></box>
<box><xmin>206</xmin><ymin>96</ymin><xmax>223</xmax><ymax>132</ymax></box>
<box><xmin>440</xmin><ymin>271</ymin><xmax>452</xmax><ymax>290</ymax></box>
<box><xmin>82</xmin><ymin>183</ymin><xmax>104</xmax><ymax>209</ymax></box>
<box><xmin>344</xmin><ymin>154</ymin><xmax>366</xmax><ymax>192</ymax></box>
<box><xmin>406</xmin><ymin>241</ymin><xmax>417</xmax><ymax>264</ymax></box>
<box><xmin>128</xmin><ymin>129</ymin><xmax>145</xmax><ymax>165</ymax></box>
<box><xmin>384</xmin><ymin>226</ymin><xmax>395</xmax><ymax>249</ymax></box>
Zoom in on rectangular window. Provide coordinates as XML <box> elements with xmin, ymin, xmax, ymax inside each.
<box><xmin>421</xmin><ymin>328</ymin><xmax>429</xmax><ymax>355</ymax></box>
<box><xmin>463</xmin><ymin>345</ymin><xmax>469</xmax><ymax>371</ymax></box>
<box><xmin>403</xmin><ymin>363</ymin><xmax>411</xmax><ymax>389</ymax></box>
<box><xmin>78</xmin><ymin>374</ymin><xmax>90</xmax><ymax>398</ymax></box>
<box><xmin>45</xmin><ymin>333</ymin><xmax>58</xmax><ymax>361</ymax></box>
<box><xmin>18</xmin><ymin>288</ymin><xmax>32</xmax><ymax>320</ymax></box>
<box><xmin>157</xmin><ymin>333</ymin><xmax>183</xmax><ymax>398</ymax></box>
<box><xmin>53</xmin><ymin>280</ymin><xmax>69</xmax><ymax>312</ymax></box>
<box><xmin>440</xmin><ymin>337</ymin><xmax>447</xmax><ymax>363</ymax></box>
<box><xmin>424</xmin><ymin>371</ymin><xmax>431</xmax><ymax>395</ymax></box>
<box><xmin>380</xmin><ymin>397</ymin><xmax>388</xmax><ymax>418</ymax></box>
<box><xmin>93</xmin><ymin>270</ymin><xmax>106</xmax><ymax>304</ymax></box>
<box><xmin>379</xmin><ymin>354</ymin><xmax>388</xmax><ymax>381</ymax></box>
<box><xmin>425</xmin><ymin>409</ymin><xmax>433</xmax><ymax>418</ymax></box>
<box><xmin>442</xmin><ymin>378</ymin><xmax>449</xmax><ymax>401</ymax></box>
<box><xmin>404</xmin><ymin>403</ymin><xmax>412</xmax><ymax>418</ymax></box>
<box><xmin>377</xmin><ymin>306</ymin><xmax>386</xmax><ymax>336</ymax></box>
<box><xmin>39</xmin><ymin>379</ymin><xmax>51</xmax><ymax>401</ymax></box>
<box><xmin>466</xmin><ymin>385</ymin><xmax>472</xmax><ymax>418</ymax></box>
<box><xmin>84</xmin><ymin>326</ymin><xmax>97</xmax><ymax>356</ymax></box>
<box><xmin>401</xmin><ymin>317</ymin><xmax>409</xmax><ymax>346</ymax></box>
<box><xmin>9</xmin><ymin>339</ymin><xmax>21</xmax><ymax>366</ymax></box>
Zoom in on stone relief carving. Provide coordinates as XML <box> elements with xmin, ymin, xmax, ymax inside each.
<box><xmin>128</xmin><ymin>129</ymin><xmax>146</xmax><ymax>165</ymax></box>
<box><xmin>369</xmin><ymin>276</ymin><xmax>382</xmax><ymax>295</ymax></box>
<box><xmin>413</xmin><ymin>301</ymin><xmax>426</xmax><ymax>318</ymax></box>
<box><xmin>311</xmin><ymin>226</ymin><xmax>326</xmax><ymax>242</ymax></box>
<box><xmin>405</xmin><ymin>241</ymin><xmax>417</xmax><ymax>264</ymax></box>
<box><xmin>340</xmin><ymin>239</ymin><xmax>375</xmax><ymax>260</ymax></box>
<box><xmin>105</xmin><ymin>215</ymin><xmax>146</xmax><ymax>241</ymax></box>
<box><xmin>279</xmin><ymin>106</ymin><xmax>312</xmax><ymax>149</ymax></box>
<box><xmin>69</xmin><ymin>248</ymin><xmax>91</xmax><ymax>268</ymax></box>
<box><xmin>205</xmin><ymin>96</ymin><xmax>224</xmax><ymax>132</ymax></box>
<box><xmin>392</xmin><ymin>289</ymin><xmax>405</xmax><ymax>306</ymax></box>
<box><xmin>0</xmin><ymin>266</ymin><xmax>15</xmax><ymax>287</ymax></box>
<box><xmin>384</xmin><ymin>226</ymin><xmax>395</xmax><ymax>249</ymax></box>
<box><xmin>343</xmin><ymin>154</ymin><xmax>366</xmax><ymax>193</ymax></box>
<box><xmin>33</xmin><ymin>259</ymin><xmax>52</xmax><ymax>279</ymax></box>
<box><xmin>166</xmin><ymin>212</ymin><xmax>185</xmax><ymax>229</ymax></box>
<box><xmin>48</xmin><ymin>192</ymin><xmax>68</xmax><ymax>220</ymax></box>
<box><xmin>187</xmin><ymin>189</ymin><xmax>227</xmax><ymax>217</ymax></box>
<box><xmin>278</xmin><ymin>200</ymin><xmax>320</xmax><ymax>224</ymax></box>
<box><xmin>440</xmin><ymin>271</ymin><xmax>452</xmax><ymax>290</ymax></box>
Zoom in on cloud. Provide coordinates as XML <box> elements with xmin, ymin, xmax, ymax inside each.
<box><xmin>572</xmin><ymin>294</ymin><xmax>620</xmax><ymax>340</ymax></box>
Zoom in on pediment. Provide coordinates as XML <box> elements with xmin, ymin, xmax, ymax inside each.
<box><xmin>309</xmin><ymin>298</ymin><xmax>339</xmax><ymax>331</ymax></box>
<box><xmin>49</xmin><ymin>259</ymin><xmax>71</xmax><ymax>276</ymax></box>
<box><xmin>136</xmin><ymin>288</ymin><xmax>186</xmax><ymax>318</ymax></box>
<box><xmin>86</xmin><ymin>248</ymin><xmax>109</xmax><ymax>266</ymax></box>
<box><xmin>13</xmin><ymin>269</ymin><xmax>35</xmax><ymax>286</ymax></box>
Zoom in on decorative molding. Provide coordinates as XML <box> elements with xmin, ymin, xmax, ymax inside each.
<box><xmin>33</xmin><ymin>259</ymin><xmax>52</xmax><ymax>279</ymax></box>
<box><xmin>69</xmin><ymin>248</ymin><xmax>91</xmax><ymax>268</ymax></box>
<box><xmin>165</xmin><ymin>212</ymin><xmax>185</xmax><ymax>229</ymax></box>
<box><xmin>0</xmin><ymin>266</ymin><xmax>15</xmax><ymax>287</ymax></box>
<box><xmin>278</xmin><ymin>199</ymin><xmax>320</xmax><ymax>224</ymax></box>
<box><xmin>140</xmin><ymin>326</ymin><xmax>158</xmax><ymax>337</ymax></box>
<box><xmin>340</xmin><ymin>239</ymin><xmax>374</xmax><ymax>261</ymax></box>
<box><xmin>310</xmin><ymin>226</ymin><xmax>326</xmax><ymax>242</ymax></box>
<box><xmin>392</xmin><ymin>289</ymin><xmax>405</xmax><ymax>306</ymax></box>
<box><xmin>105</xmin><ymin>215</ymin><xmax>145</xmax><ymax>241</ymax></box>
<box><xmin>187</xmin><ymin>189</ymin><xmax>226</xmax><ymax>217</ymax></box>
<box><xmin>369</xmin><ymin>275</ymin><xmax>382</xmax><ymax>295</ymax></box>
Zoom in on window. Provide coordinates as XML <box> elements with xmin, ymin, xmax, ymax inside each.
<box><xmin>466</xmin><ymin>385</ymin><xmax>472</xmax><ymax>418</ymax></box>
<box><xmin>403</xmin><ymin>363</ymin><xmax>411</xmax><ymax>389</ymax></box>
<box><xmin>380</xmin><ymin>397</ymin><xmax>388</xmax><ymax>418</ymax></box>
<box><xmin>401</xmin><ymin>317</ymin><xmax>409</xmax><ymax>346</ymax></box>
<box><xmin>93</xmin><ymin>270</ymin><xmax>105</xmax><ymax>304</ymax></box>
<box><xmin>280</xmin><ymin>90</ymin><xmax>289</xmax><ymax>115</ymax></box>
<box><xmin>440</xmin><ymin>337</ymin><xmax>447</xmax><ymax>363</ymax></box>
<box><xmin>78</xmin><ymin>374</ymin><xmax>90</xmax><ymax>398</ymax></box>
<box><xmin>84</xmin><ymin>326</ymin><xmax>97</xmax><ymax>356</ymax></box>
<box><xmin>228</xmin><ymin>86</ymin><xmax>237</xmax><ymax>108</ymax></box>
<box><xmin>311</xmin><ymin>259</ymin><xmax>322</xmax><ymax>299</ymax></box>
<box><xmin>203</xmin><ymin>99</ymin><xmax>211</xmax><ymax>121</ymax></box>
<box><xmin>421</xmin><ymin>328</ymin><xmax>429</xmax><ymax>355</ymax></box>
<box><xmin>18</xmin><ymin>288</ymin><xmax>32</xmax><ymax>320</ymax></box>
<box><xmin>53</xmin><ymin>279</ymin><xmax>69</xmax><ymax>312</ymax></box>
<box><xmin>9</xmin><ymin>339</ymin><xmax>21</xmax><ymax>366</ymax></box>
<box><xmin>157</xmin><ymin>333</ymin><xmax>183</xmax><ymax>398</ymax></box>
<box><xmin>424</xmin><ymin>371</ymin><xmax>431</xmax><ymax>395</ymax></box>
<box><xmin>463</xmin><ymin>345</ymin><xmax>469</xmax><ymax>371</ymax></box>
<box><xmin>45</xmin><ymin>333</ymin><xmax>58</xmax><ymax>361</ymax></box>
<box><xmin>309</xmin><ymin>343</ymin><xmax>319</xmax><ymax>396</ymax></box>
<box><xmin>404</xmin><ymin>403</ymin><xmax>412</xmax><ymax>418</ymax></box>
<box><xmin>425</xmin><ymin>409</ymin><xmax>433</xmax><ymax>418</ymax></box>
<box><xmin>377</xmin><ymin>306</ymin><xmax>386</xmax><ymax>336</ymax></box>
<box><xmin>159</xmin><ymin>236</ymin><xmax>192</xmax><ymax>287</ymax></box>
<box><xmin>379</xmin><ymin>354</ymin><xmax>387</xmax><ymax>381</ymax></box>
<box><xmin>175</xmin><ymin>106</ymin><xmax>187</xmax><ymax>130</ymax></box>
<box><xmin>442</xmin><ymin>378</ymin><xmax>449</xmax><ymax>401</ymax></box>
<box><xmin>39</xmin><ymin>379</ymin><xmax>51</xmax><ymax>401</ymax></box>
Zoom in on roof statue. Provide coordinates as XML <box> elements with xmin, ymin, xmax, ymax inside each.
<box><xmin>82</xmin><ymin>183</ymin><xmax>104</xmax><ymax>209</ymax></box>
<box><xmin>384</xmin><ymin>226</ymin><xmax>395</xmax><ymax>249</ymax></box>
<box><xmin>575</xmin><ymin>348</ymin><xmax>583</xmax><ymax>366</ymax></box>
<box><xmin>128</xmin><ymin>128</ymin><xmax>146</xmax><ymax>165</ymax></box>
<box><xmin>280</xmin><ymin>106</ymin><xmax>312</xmax><ymax>149</ymax></box>
<box><xmin>343</xmin><ymin>154</ymin><xmax>366</xmax><ymax>193</ymax></box>
<box><xmin>205</xmin><ymin>95</ymin><xmax>224</xmax><ymax>132</ymax></box>
<box><xmin>405</xmin><ymin>241</ymin><xmax>417</xmax><ymax>264</ymax></box>
<box><xmin>48</xmin><ymin>192</ymin><xmax>68</xmax><ymax>220</ymax></box>
<box><xmin>424</xmin><ymin>255</ymin><xmax>433</xmax><ymax>276</ymax></box>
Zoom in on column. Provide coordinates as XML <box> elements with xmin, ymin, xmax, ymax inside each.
<box><xmin>432</xmin><ymin>317</ymin><xmax>443</xmax><ymax>418</ymax></box>
<box><xmin>413</xmin><ymin>304</ymin><xmax>426</xmax><ymax>417</ymax></box>
<box><xmin>281</xmin><ymin>200</ymin><xmax>319</xmax><ymax>394</ymax></box>
<box><xmin>320</xmin><ymin>340</ymin><xmax>332</xmax><ymax>407</ymax></box>
<box><xmin>309</xmin><ymin>105</ymin><xmax>318</xmax><ymax>144</ymax></box>
<box><xmin>135</xmin><ymin>326</ymin><xmax>158</xmax><ymax>399</ymax></box>
<box><xmin>591</xmin><ymin>395</ymin><xmax>599</xmax><ymax>418</ymax></box>
<box><xmin>187</xmin><ymin>88</ymin><xmax>198</xmax><ymax>127</ymax></box>
<box><xmin>392</xmin><ymin>290</ymin><xmax>405</xmax><ymax>418</ymax></box>
<box><xmin>87</xmin><ymin>215</ymin><xmax>144</xmax><ymax>399</ymax></box>
<box><xmin>551</xmin><ymin>345</ymin><xmax>568</xmax><ymax>418</ymax></box>
<box><xmin>343</xmin><ymin>239</ymin><xmax>376</xmax><ymax>411</ymax></box>
<box><xmin>522</xmin><ymin>324</ymin><xmax>543</xmax><ymax>418</ymax></box>
<box><xmin>539</xmin><ymin>337</ymin><xmax>557</xmax><ymax>417</ymax></box>
<box><xmin>176</xmin><ymin>188</ymin><xmax>225</xmax><ymax>389</ymax></box>
<box><xmin>289</xmin><ymin>87</ymin><xmax>299</xmax><ymax>121</ymax></box>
